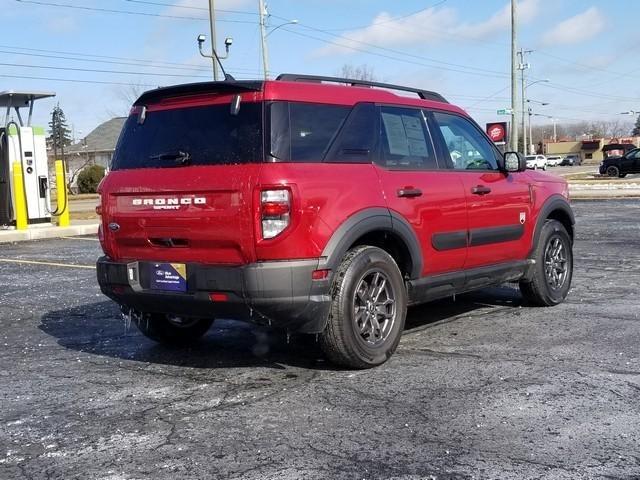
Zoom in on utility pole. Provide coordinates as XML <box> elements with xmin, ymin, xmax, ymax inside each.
<box><xmin>259</xmin><ymin>0</ymin><xmax>269</xmax><ymax>80</ymax></box>
<box><xmin>208</xmin><ymin>0</ymin><xmax>218</xmax><ymax>81</ymax></box>
<box><xmin>510</xmin><ymin>0</ymin><xmax>518</xmax><ymax>152</ymax></box>
<box><xmin>518</xmin><ymin>49</ymin><xmax>532</xmax><ymax>155</ymax></box>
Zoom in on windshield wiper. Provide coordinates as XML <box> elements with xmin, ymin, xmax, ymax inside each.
<box><xmin>149</xmin><ymin>150</ymin><xmax>191</xmax><ymax>166</ymax></box>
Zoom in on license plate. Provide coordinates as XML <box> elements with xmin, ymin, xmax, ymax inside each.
<box><xmin>149</xmin><ymin>263</ymin><xmax>187</xmax><ymax>292</ymax></box>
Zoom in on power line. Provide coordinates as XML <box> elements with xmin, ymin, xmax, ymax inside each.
<box><xmin>274</xmin><ymin>15</ymin><xmax>511</xmax><ymax>79</ymax></box>
<box><xmin>279</xmin><ymin>27</ymin><xmax>509</xmax><ymax>80</ymax></box>
<box><xmin>0</xmin><ymin>44</ymin><xmax>260</xmax><ymax>73</ymax></box>
<box><xmin>0</xmin><ymin>47</ymin><xmax>264</xmax><ymax>75</ymax></box>
<box><xmin>123</xmin><ymin>0</ymin><xmax>257</xmax><ymax>15</ymax></box>
<box><xmin>323</xmin><ymin>0</ymin><xmax>448</xmax><ymax>31</ymax></box>
<box><xmin>0</xmin><ymin>73</ymin><xmax>159</xmax><ymax>87</ymax></box>
<box><xmin>0</xmin><ymin>61</ymin><xmax>212</xmax><ymax>78</ymax></box>
<box><xmin>14</xmin><ymin>0</ymin><xmax>256</xmax><ymax>23</ymax></box>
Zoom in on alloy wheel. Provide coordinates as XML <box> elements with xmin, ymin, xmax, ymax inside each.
<box><xmin>353</xmin><ymin>270</ymin><xmax>397</xmax><ymax>346</ymax></box>
<box><xmin>544</xmin><ymin>237</ymin><xmax>568</xmax><ymax>290</ymax></box>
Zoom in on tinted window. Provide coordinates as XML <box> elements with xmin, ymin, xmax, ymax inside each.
<box><xmin>377</xmin><ymin>107</ymin><xmax>436</xmax><ymax>170</ymax></box>
<box><xmin>325</xmin><ymin>103</ymin><xmax>377</xmax><ymax>163</ymax></box>
<box><xmin>269</xmin><ymin>102</ymin><xmax>350</xmax><ymax>162</ymax></box>
<box><xmin>432</xmin><ymin>112</ymin><xmax>498</xmax><ymax>170</ymax></box>
<box><xmin>111</xmin><ymin>103</ymin><xmax>262</xmax><ymax>170</ymax></box>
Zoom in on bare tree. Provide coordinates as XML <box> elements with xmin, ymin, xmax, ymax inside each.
<box><xmin>534</xmin><ymin>120</ymin><xmax>634</xmax><ymax>142</ymax></box>
<box><xmin>337</xmin><ymin>64</ymin><xmax>378</xmax><ymax>81</ymax></box>
<box><xmin>107</xmin><ymin>84</ymin><xmax>150</xmax><ymax>117</ymax></box>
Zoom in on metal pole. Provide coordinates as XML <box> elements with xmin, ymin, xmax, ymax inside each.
<box><xmin>519</xmin><ymin>50</ymin><xmax>526</xmax><ymax>156</ymax></box>
<box><xmin>529</xmin><ymin>107</ymin><xmax>533</xmax><ymax>154</ymax></box>
<box><xmin>510</xmin><ymin>0</ymin><xmax>518</xmax><ymax>152</ymax></box>
<box><xmin>259</xmin><ymin>0</ymin><xmax>269</xmax><ymax>80</ymax></box>
<box><xmin>553</xmin><ymin>119</ymin><xmax>557</xmax><ymax>143</ymax></box>
<box><xmin>209</xmin><ymin>0</ymin><xmax>218</xmax><ymax>81</ymax></box>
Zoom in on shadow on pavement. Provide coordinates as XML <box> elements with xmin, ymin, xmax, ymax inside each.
<box><xmin>39</xmin><ymin>286</ymin><xmax>523</xmax><ymax>369</ymax></box>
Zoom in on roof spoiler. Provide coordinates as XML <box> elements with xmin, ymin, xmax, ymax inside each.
<box><xmin>134</xmin><ymin>81</ymin><xmax>263</xmax><ymax>106</ymax></box>
<box><xmin>276</xmin><ymin>73</ymin><xmax>448</xmax><ymax>104</ymax></box>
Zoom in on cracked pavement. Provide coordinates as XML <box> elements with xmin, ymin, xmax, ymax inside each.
<box><xmin>1</xmin><ymin>199</ymin><xmax>639</xmax><ymax>479</ymax></box>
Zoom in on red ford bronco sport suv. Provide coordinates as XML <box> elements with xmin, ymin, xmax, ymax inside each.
<box><xmin>97</xmin><ymin>74</ymin><xmax>574</xmax><ymax>368</ymax></box>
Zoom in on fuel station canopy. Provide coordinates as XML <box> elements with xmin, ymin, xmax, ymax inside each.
<box><xmin>0</xmin><ymin>90</ymin><xmax>56</xmax><ymax>127</ymax></box>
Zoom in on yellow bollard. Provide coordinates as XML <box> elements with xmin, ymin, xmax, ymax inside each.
<box><xmin>11</xmin><ymin>162</ymin><xmax>28</xmax><ymax>230</ymax></box>
<box><xmin>55</xmin><ymin>160</ymin><xmax>70</xmax><ymax>227</ymax></box>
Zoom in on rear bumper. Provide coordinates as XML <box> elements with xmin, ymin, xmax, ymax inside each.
<box><xmin>96</xmin><ymin>256</ymin><xmax>331</xmax><ymax>333</ymax></box>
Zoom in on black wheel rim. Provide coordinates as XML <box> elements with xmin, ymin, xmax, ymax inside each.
<box><xmin>352</xmin><ymin>269</ymin><xmax>397</xmax><ymax>346</ymax></box>
<box><xmin>544</xmin><ymin>236</ymin><xmax>569</xmax><ymax>290</ymax></box>
<box><xmin>606</xmin><ymin>167</ymin><xmax>618</xmax><ymax>177</ymax></box>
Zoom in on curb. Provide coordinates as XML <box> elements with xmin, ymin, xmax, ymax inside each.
<box><xmin>0</xmin><ymin>223</ymin><xmax>99</xmax><ymax>244</ymax></box>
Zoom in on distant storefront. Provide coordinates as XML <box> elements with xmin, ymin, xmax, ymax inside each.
<box><xmin>545</xmin><ymin>137</ymin><xmax>640</xmax><ymax>164</ymax></box>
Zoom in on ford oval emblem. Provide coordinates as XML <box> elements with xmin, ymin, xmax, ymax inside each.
<box><xmin>108</xmin><ymin>222</ymin><xmax>120</xmax><ymax>232</ymax></box>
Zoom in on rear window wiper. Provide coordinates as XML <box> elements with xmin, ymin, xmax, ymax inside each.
<box><xmin>149</xmin><ymin>150</ymin><xmax>191</xmax><ymax>166</ymax></box>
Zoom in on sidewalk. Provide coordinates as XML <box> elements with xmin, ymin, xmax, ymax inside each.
<box><xmin>0</xmin><ymin>220</ymin><xmax>99</xmax><ymax>244</ymax></box>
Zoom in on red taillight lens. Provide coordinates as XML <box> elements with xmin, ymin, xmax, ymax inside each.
<box><xmin>209</xmin><ymin>292</ymin><xmax>229</xmax><ymax>302</ymax></box>
<box><xmin>261</xmin><ymin>189</ymin><xmax>291</xmax><ymax>239</ymax></box>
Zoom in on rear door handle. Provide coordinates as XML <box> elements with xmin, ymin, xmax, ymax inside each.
<box><xmin>397</xmin><ymin>187</ymin><xmax>423</xmax><ymax>198</ymax></box>
<box><xmin>471</xmin><ymin>185</ymin><xmax>491</xmax><ymax>195</ymax></box>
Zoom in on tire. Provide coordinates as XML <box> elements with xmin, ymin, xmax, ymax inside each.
<box><xmin>606</xmin><ymin>165</ymin><xmax>620</xmax><ymax>177</ymax></box>
<box><xmin>133</xmin><ymin>313</ymin><xmax>214</xmax><ymax>346</ymax></box>
<box><xmin>319</xmin><ymin>246</ymin><xmax>407</xmax><ymax>369</ymax></box>
<box><xmin>519</xmin><ymin>220</ymin><xmax>573</xmax><ymax>306</ymax></box>
<box><xmin>542</xmin><ymin>163</ymin><xmax>547</xmax><ymax>171</ymax></box>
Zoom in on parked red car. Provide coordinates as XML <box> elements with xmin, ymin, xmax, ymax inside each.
<box><xmin>97</xmin><ymin>74</ymin><xmax>574</xmax><ymax>368</ymax></box>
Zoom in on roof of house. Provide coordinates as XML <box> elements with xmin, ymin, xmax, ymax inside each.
<box><xmin>67</xmin><ymin>117</ymin><xmax>126</xmax><ymax>153</ymax></box>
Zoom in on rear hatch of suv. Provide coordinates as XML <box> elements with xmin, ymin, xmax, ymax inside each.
<box><xmin>99</xmin><ymin>83</ymin><xmax>264</xmax><ymax>265</ymax></box>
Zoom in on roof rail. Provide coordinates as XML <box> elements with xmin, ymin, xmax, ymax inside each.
<box><xmin>275</xmin><ymin>73</ymin><xmax>448</xmax><ymax>104</ymax></box>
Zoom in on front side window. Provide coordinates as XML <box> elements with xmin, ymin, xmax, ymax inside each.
<box><xmin>377</xmin><ymin>106</ymin><xmax>436</xmax><ymax>170</ymax></box>
<box><xmin>432</xmin><ymin>111</ymin><xmax>499</xmax><ymax>171</ymax></box>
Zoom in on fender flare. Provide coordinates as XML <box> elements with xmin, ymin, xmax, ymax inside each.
<box><xmin>319</xmin><ymin>208</ymin><xmax>423</xmax><ymax>279</ymax></box>
<box><xmin>530</xmin><ymin>194</ymin><xmax>575</xmax><ymax>255</ymax></box>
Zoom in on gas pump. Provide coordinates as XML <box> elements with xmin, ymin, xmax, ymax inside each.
<box><xmin>0</xmin><ymin>90</ymin><xmax>56</xmax><ymax>227</ymax></box>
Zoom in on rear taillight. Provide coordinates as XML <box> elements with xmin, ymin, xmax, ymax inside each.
<box><xmin>261</xmin><ymin>189</ymin><xmax>290</xmax><ymax>239</ymax></box>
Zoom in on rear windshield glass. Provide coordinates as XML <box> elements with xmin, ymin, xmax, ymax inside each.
<box><xmin>111</xmin><ymin>102</ymin><xmax>262</xmax><ymax>170</ymax></box>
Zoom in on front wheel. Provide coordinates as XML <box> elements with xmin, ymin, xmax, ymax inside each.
<box><xmin>520</xmin><ymin>220</ymin><xmax>573</xmax><ymax>306</ymax></box>
<box><xmin>133</xmin><ymin>313</ymin><xmax>214</xmax><ymax>346</ymax></box>
<box><xmin>320</xmin><ymin>246</ymin><xmax>407</xmax><ymax>369</ymax></box>
<box><xmin>606</xmin><ymin>165</ymin><xmax>620</xmax><ymax>177</ymax></box>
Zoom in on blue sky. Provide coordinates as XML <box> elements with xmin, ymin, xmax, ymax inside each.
<box><xmin>2</xmin><ymin>0</ymin><xmax>639</xmax><ymax>139</ymax></box>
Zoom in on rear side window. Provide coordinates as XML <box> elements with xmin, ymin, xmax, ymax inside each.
<box><xmin>111</xmin><ymin>102</ymin><xmax>262</xmax><ymax>170</ymax></box>
<box><xmin>269</xmin><ymin>102</ymin><xmax>350</xmax><ymax>162</ymax></box>
<box><xmin>377</xmin><ymin>106</ymin><xmax>437</xmax><ymax>170</ymax></box>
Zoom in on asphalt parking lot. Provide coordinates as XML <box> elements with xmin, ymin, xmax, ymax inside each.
<box><xmin>1</xmin><ymin>199</ymin><xmax>639</xmax><ymax>480</ymax></box>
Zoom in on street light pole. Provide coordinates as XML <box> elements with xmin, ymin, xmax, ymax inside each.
<box><xmin>208</xmin><ymin>0</ymin><xmax>218</xmax><ymax>81</ymax></box>
<box><xmin>518</xmin><ymin>49</ymin><xmax>531</xmax><ymax>155</ymax></box>
<box><xmin>259</xmin><ymin>0</ymin><xmax>269</xmax><ymax>80</ymax></box>
<box><xmin>510</xmin><ymin>0</ymin><xmax>519</xmax><ymax>152</ymax></box>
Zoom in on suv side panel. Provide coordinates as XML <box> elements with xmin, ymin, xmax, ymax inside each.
<box><xmin>428</xmin><ymin>110</ymin><xmax>533</xmax><ymax>268</ymax></box>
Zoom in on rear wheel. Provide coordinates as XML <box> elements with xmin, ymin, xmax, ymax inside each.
<box><xmin>133</xmin><ymin>313</ymin><xmax>214</xmax><ymax>346</ymax></box>
<box><xmin>520</xmin><ymin>220</ymin><xmax>573</xmax><ymax>306</ymax></box>
<box><xmin>320</xmin><ymin>246</ymin><xmax>407</xmax><ymax>369</ymax></box>
<box><xmin>606</xmin><ymin>165</ymin><xmax>620</xmax><ymax>177</ymax></box>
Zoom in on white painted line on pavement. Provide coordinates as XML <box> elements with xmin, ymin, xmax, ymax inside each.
<box><xmin>0</xmin><ymin>258</ymin><xmax>96</xmax><ymax>270</ymax></box>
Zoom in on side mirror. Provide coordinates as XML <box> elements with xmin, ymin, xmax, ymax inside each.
<box><xmin>503</xmin><ymin>151</ymin><xmax>526</xmax><ymax>172</ymax></box>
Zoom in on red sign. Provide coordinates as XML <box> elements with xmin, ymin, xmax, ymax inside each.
<box><xmin>486</xmin><ymin>122</ymin><xmax>507</xmax><ymax>144</ymax></box>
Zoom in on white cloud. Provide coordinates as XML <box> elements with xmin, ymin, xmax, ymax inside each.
<box><xmin>541</xmin><ymin>7</ymin><xmax>605</xmax><ymax>46</ymax></box>
<box><xmin>314</xmin><ymin>0</ymin><xmax>540</xmax><ymax>56</ymax></box>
